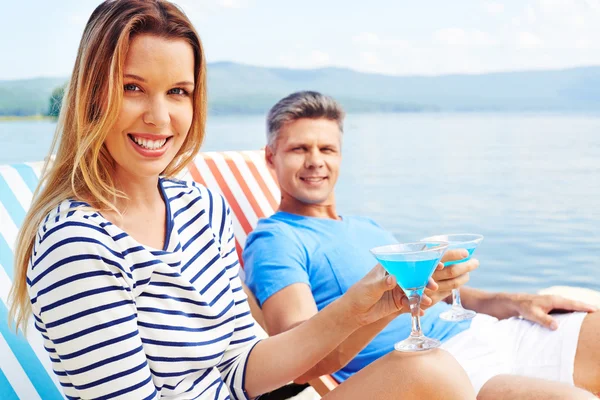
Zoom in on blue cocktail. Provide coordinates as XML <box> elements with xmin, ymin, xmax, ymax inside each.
<box><xmin>421</xmin><ymin>233</ymin><xmax>484</xmax><ymax>322</ymax></box>
<box><xmin>371</xmin><ymin>241</ymin><xmax>449</xmax><ymax>352</ymax></box>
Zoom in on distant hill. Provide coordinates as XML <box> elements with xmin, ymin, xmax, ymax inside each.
<box><xmin>2</xmin><ymin>63</ymin><xmax>600</xmax><ymax>116</ymax></box>
<box><xmin>0</xmin><ymin>77</ymin><xmax>66</xmax><ymax>116</ymax></box>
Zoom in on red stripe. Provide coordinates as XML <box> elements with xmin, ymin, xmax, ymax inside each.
<box><xmin>241</xmin><ymin>152</ymin><xmax>279</xmax><ymax>212</ymax></box>
<box><xmin>204</xmin><ymin>155</ymin><xmax>253</xmax><ymax>236</ymax></box>
<box><xmin>235</xmin><ymin>239</ymin><xmax>244</xmax><ymax>268</ymax></box>
<box><xmin>225</xmin><ymin>158</ymin><xmax>265</xmax><ymax>219</ymax></box>
<box><xmin>186</xmin><ymin>162</ymin><xmax>206</xmax><ymax>186</ymax></box>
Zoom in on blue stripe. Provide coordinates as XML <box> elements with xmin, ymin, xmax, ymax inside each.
<box><xmin>145</xmin><ymin>352</ymin><xmax>223</xmax><ymax>363</ymax></box>
<box><xmin>178</xmin><ymin>209</ymin><xmax>205</xmax><ymax>235</ymax></box>
<box><xmin>92</xmin><ymin>366</ymin><xmax>155</xmax><ymax>400</ymax></box>
<box><xmin>196</xmin><ymin>257</ymin><xmax>224</xmax><ymax>289</ymax></box>
<box><xmin>139</xmin><ymin>284</ymin><xmax>228</xmax><ymax>308</ymax></box>
<box><xmin>41</xmin><ymin>286</ymin><xmax>127</xmax><ymax>313</ymax></box>
<box><xmin>182</xmin><ymin>237</ymin><xmax>214</xmax><ymax>272</ymax></box>
<box><xmin>218</xmin><ymin>197</ymin><xmax>227</xmax><ymax>242</ymax></box>
<box><xmin>137</xmin><ymin>299</ymin><xmax>234</xmax><ymax>320</ymax></box>
<box><xmin>0</xmin><ymin>235</ymin><xmax>14</xmax><ymax>279</ymax></box>
<box><xmin>52</xmin><ymin>315</ymin><xmax>137</xmax><ymax>345</ymax></box>
<box><xmin>0</xmin><ymin>175</ymin><xmax>26</xmax><ymax>227</ymax></box>
<box><xmin>182</xmin><ymin>224</ymin><xmax>210</xmax><ymax>252</ymax></box>
<box><xmin>141</xmin><ymin>331</ymin><xmax>233</xmax><ymax>347</ymax></box>
<box><xmin>64</xmin><ymin>345</ymin><xmax>144</xmax><ymax>376</ymax></box>
<box><xmin>13</xmin><ymin>164</ymin><xmax>40</xmax><ymax>193</ymax></box>
<box><xmin>45</xmin><ymin>300</ymin><xmax>135</xmax><ymax>329</ymax></box>
<box><xmin>0</xmin><ymin>302</ymin><xmax>63</xmax><ymax>399</ymax></box>
<box><xmin>188</xmin><ymin>371</ymin><xmax>217</xmax><ymax>396</ymax></box>
<box><xmin>137</xmin><ymin>315</ymin><xmax>235</xmax><ymax>334</ymax></box>
<box><xmin>172</xmin><ymin>195</ymin><xmax>201</xmax><ymax>219</ymax></box>
<box><xmin>60</xmin><ymin>330</ymin><xmax>138</xmax><ymax>360</ymax></box>
<box><xmin>0</xmin><ymin>368</ymin><xmax>19</xmax><ymax>400</ymax></box>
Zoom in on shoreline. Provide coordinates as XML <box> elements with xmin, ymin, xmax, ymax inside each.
<box><xmin>0</xmin><ymin>115</ymin><xmax>57</xmax><ymax>122</ymax></box>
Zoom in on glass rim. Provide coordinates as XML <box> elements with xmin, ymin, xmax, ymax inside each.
<box><xmin>420</xmin><ymin>233</ymin><xmax>484</xmax><ymax>245</ymax></box>
<box><xmin>370</xmin><ymin>241</ymin><xmax>449</xmax><ymax>256</ymax></box>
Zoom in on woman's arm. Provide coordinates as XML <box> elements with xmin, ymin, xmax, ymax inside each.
<box><xmin>243</xmin><ymin>264</ymin><xmax>403</xmax><ymax>398</ymax></box>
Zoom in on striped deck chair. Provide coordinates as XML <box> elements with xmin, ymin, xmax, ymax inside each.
<box><xmin>0</xmin><ymin>151</ymin><xmax>338</xmax><ymax>399</ymax></box>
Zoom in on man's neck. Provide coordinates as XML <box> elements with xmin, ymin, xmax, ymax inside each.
<box><xmin>278</xmin><ymin>196</ymin><xmax>340</xmax><ymax>220</ymax></box>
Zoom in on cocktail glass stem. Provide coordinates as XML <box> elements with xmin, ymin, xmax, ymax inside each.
<box><xmin>409</xmin><ymin>293</ymin><xmax>424</xmax><ymax>338</ymax></box>
<box><xmin>451</xmin><ymin>288</ymin><xmax>462</xmax><ymax>308</ymax></box>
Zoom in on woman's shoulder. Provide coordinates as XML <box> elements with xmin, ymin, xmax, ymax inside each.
<box><xmin>33</xmin><ymin>199</ymin><xmax>118</xmax><ymax>261</ymax></box>
<box><xmin>37</xmin><ymin>199</ymin><xmax>109</xmax><ymax>237</ymax></box>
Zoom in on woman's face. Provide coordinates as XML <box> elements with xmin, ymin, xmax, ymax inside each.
<box><xmin>104</xmin><ymin>34</ymin><xmax>195</xmax><ymax>181</ymax></box>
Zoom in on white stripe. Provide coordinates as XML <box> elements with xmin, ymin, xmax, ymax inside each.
<box><xmin>0</xmin><ymin>201</ymin><xmax>18</xmax><ymax>251</ymax></box>
<box><xmin>0</xmin><ymin>328</ymin><xmax>42</xmax><ymax>400</ymax></box>
<box><xmin>191</xmin><ymin>156</ymin><xmax>247</xmax><ymax>246</ymax></box>
<box><xmin>24</xmin><ymin>161</ymin><xmax>46</xmax><ymax>179</ymax></box>
<box><xmin>242</xmin><ymin>151</ymin><xmax>280</xmax><ymax>201</ymax></box>
<box><xmin>210</xmin><ymin>153</ymin><xmax>259</xmax><ymax>230</ymax></box>
<box><xmin>224</xmin><ymin>152</ymin><xmax>275</xmax><ymax>218</ymax></box>
<box><xmin>0</xmin><ymin>166</ymin><xmax>34</xmax><ymax>211</ymax></box>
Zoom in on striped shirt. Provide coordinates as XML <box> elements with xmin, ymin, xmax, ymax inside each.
<box><xmin>27</xmin><ymin>178</ymin><xmax>260</xmax><ymax>400</ymax></box>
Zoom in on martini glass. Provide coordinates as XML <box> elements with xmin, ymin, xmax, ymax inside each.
<box><xmin>370</xmin><ymin>241</ymin><xmax>449</xmax><ymax>352</ymax></box>
<box><xmin>421</xmin><ymin>234</ymin><xmax>484</xmax><ymax>322</ymax></box>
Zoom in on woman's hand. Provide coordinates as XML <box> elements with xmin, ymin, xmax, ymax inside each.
<box><xmin>343</xmin><ymin>264</ymin><xmax>435</xmax><ymax>327</ymax></box>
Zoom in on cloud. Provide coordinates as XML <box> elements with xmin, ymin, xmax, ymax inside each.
<box><xmin>353</xmin><ymin>32</ymin><xmax>381</xmax><ymax>47</ymax></box>
<box><xmin>352</xmin><ymin>32</ymin><xmax>411</xmax><ymax>49</ymax></box>
<box><xmin>484</xmin><ymin>2</ymin><xmax>505</xmax><ymax>14</ymax></box>
<box><xmin>309</xmin><ymin>51</ymin><xmax>331</xmax><ymax>66</ymax></box>
<box><xmin>68</xmin><ymin>14</ymin><xmax>88</xmax><ymax>26</ymax></box>
<box><xmin>516</xmin><ymin>31</ymin><xmax>544</xmax><ymax>48</ymax></box>
<box><xmin>433</xmin><ymin>28</ymin><xmax>496</xmax><ymax>47</ymax></box>
<box><xmin>176</xmin><ymin>0</ymin><xmax>248</xmax><ymax>15</ymax></box>
<box><xmin>277</xmin><ymin>50</ymin><xmax>331</xmax><ymax>69</ymax></box>
<box><xmin>218</xmin><ymin>0</ymin><xmax>247</xmax><ymax>9</ymax></box>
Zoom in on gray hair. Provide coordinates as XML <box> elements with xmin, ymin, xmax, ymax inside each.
<box><xmin>266</xmin><ymin>91</ymin><xmax>345</xmax><ymax>148</ymax></box>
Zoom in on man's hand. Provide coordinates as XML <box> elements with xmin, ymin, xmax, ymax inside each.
<box><xmin>512</xmin><ymin>294</ymin><xmax>597</xmax><ymax>330</ymax></box>
<box><xmin>424</xmin><ymin>249</ymin><xmax>479</xmax><ymax>306</ymax></box>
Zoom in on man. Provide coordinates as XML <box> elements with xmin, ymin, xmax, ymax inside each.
<box><xmin>243</xmin><ymin>91</ymin><xmax>600</xmax><ymax>398</ymax></box>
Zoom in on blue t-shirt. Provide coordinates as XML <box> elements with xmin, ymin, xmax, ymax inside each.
<box><xmin>243</xmin><ymin>211</ymin><xmax>471</xmax><ymax>382</ymax></box>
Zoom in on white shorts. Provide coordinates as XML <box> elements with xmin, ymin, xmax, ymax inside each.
<box><xmin>441</xmin><ymin>312</ymin><xmax>588</xmax><ymax>393</ymax></box>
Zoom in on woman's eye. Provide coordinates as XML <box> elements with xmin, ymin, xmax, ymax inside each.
<box><xmin>124</xmin><ymin>83</ymin><xmax>140</xmax><ymax>92</ymax></box>
<box><xmin>169</xmin><ymin>88</ymin><xmax>189</xmax><ymax>96</ymax></box>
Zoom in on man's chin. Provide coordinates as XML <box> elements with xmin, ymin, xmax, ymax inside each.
<box><xmin>295</xmin><ymin>194</ymin><xmax>331</xmax><ymax>206</ymax></box>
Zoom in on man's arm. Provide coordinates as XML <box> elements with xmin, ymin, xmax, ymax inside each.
<box><xmin>458</xmin><ymin>287</ymin><xmax>597</xmax><ymax>329</ymax></box>
<box><xmin>262</xmin><ymin>282</ymin><xmax>403</xmax><ymax>383</ymax></box>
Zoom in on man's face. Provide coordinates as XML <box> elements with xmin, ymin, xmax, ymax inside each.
<box><xmin>267</xmin><ymin>118</ymin><xmax>342</xmax><ymax>206</ymax></box>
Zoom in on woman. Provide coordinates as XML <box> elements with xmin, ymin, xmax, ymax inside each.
<box><xmin>8</xmin><ymin>1</ymin><xmax>477</xmax><ymax>398</ymax></box>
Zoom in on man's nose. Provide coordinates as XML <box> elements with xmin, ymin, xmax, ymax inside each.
<box><xmin>305</xmin><ymin>150</ymin><xmax>324</xmax><ymax>168</ymax></box>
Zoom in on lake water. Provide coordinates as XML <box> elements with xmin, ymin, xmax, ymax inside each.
<box><xmin>1</xmin><ymin>113</ymin><xmax>599</xmax><ymax>294</ymax></box>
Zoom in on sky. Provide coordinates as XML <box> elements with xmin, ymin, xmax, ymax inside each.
<box><xmin>1</xmin><ymin>0</ymin><xmax>600</xmax><ymax>80</ymax></box>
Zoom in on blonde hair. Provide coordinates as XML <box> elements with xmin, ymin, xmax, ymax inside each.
<box><xmin>9</xmin><ymin>0</ymin><xmax>207</xmax><ymax>331</ymax></box>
